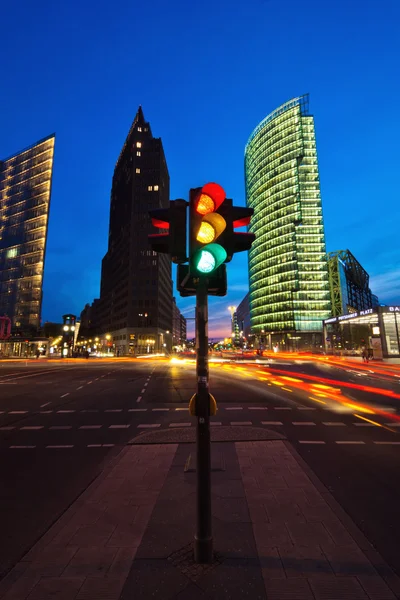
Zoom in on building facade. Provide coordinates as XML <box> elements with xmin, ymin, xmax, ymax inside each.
<box><xmin>327</xmin><ymin>249</ymin><xmax>374</xmax><ymax>316</ymax></box>
<box><xmin>236</xmin><ymin>293</ymin><xmax>251</xmax><ymax>340</ymax></box>
<box><xmin>245</xmin><ymin>95</ymin><xmax>331</xmax><ymax>350</ymax></box>
<box><xmin>0</xmin><ymin>134</ymin><xmax>55</xmax><ymax>334</ymax></box>
<box><xmin>94</xmin><ymin>107</ymin><xmax>173</xmax><ymax>355</ymax></box>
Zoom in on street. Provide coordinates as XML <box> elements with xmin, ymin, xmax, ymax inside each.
<box><xmin>1</xmin><ymin>355</ymin><xmax>400</xmax><ymax>587</ymax></box>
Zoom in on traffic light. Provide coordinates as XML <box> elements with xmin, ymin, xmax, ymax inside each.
<box><xmin>218</xmin><ymin>200</ymin><xmax>255</xmax><ymax>262</ymax></box>
<box><xmin>189</xmin><ymin>183</ymin><xmax>255</xmax><ymax>276</ymax></box>
<box><xmin>189</xmin><ymin>183</ymin><xmax>228</xmax><ymax>275</ymax></box>
<box><xmin>148</xmin><ymin>199</ymin><xmax>187</xmax><ymax>264</ymax></box>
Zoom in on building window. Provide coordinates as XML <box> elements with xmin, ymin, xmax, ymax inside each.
<box><xmin>148</xmin><ymin>185</ymin><xmax>153</xmax><ymax>191</ymax></box>
<box><xmin>154</xmin><ymin>185</ymin><xmax>159</xmax><ymax>191</ymax></box>
<box><xmin>6</xmin><ymin>248</ymin><xmax>18</xmax><ymax>258</ymax></box>
<box><xmin>137</xmin><ymin>142</ymin><xmax>142</xmax><ymax>148</ymax></box>
<box><xmin>136</xmin><ymin>151</ymin><xmax>141</xmax><ymax>157</ymax></box>
<box><xmin>137</xmin><ymin>127</ymin><xmax>142</xmax><ymax>132</ymax></box>
<box><xmin>136</xmin><ymin>168</ymin><xmax>140</xmax><ymax>174</ymax></box>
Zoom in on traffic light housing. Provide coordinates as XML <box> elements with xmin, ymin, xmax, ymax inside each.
<box><xmin>189</xmin><ymin>183</ymin><xmax>228</xmax><ymax>275</ymax></box>
<box><xmin>148</xmin><ymin>199</ymin><xmax>187</xmax><ymax>264</ymax></box>
<box><xmin>218</xmin><ymin>200</ymin><xmax>255</xmax><ymax>262</ymax></box>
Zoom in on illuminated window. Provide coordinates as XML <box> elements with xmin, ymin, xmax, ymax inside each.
<box><xmin>7</xmin><ymin>248</ymin><xmax>18</xmax><ymax>258</ymax></box>
<box><xmin>136</xmin><ymin>168</ymin><xmax>140</xmax><ymax>174</ymax></box>
<box><xmin>137</xmin><ymin>142</ymin><xmax>142</xmax><ymax>148</ymax></box>
<box><xmin>137</xmin><ymin>127</ymin><xmax>142</xmax><ymax>132</ymax></box>
<box><xmin>154</xmin><ymin>185</ymin><xmax>159</xmax><ymax>191</ymax></box>
<box><xmin>148</xmin><ymin>185</ymin><xmax>153</xmax><ymax>191</ymax></box>
<box><xmin>136</xmin><ymin>151</ymin><xmax>141</xmax><ymax>157</ymax></box>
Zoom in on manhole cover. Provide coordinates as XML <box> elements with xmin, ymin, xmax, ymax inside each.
<box><xmin>168</xmin><ymin>543</ymin><xmax>223</xmax><ymax>582</ymax></box>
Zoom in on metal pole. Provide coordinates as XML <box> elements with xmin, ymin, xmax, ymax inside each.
<box><xmin>194</xmin><ymin>277</ymin><xmax>213</xmax><ymax>563</ymax></box>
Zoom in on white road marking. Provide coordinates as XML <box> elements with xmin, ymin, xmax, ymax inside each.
<box><xmin>10</xmin><ymin>445</ymin><xmax>36</xmax><ymax>449</ymax></box>
<box><xmin>80</xmin><ymin>425</ymin><xmax>102</xmax><ymax>429</ymax></box>
<box><xmin>109</xmin><ymin>424</ymin><xmax>130</xmax><ymax>429</ymax></box>
<box><xmin>169</xmin><ymin>423</ymin><xmax>191</xmax><ymax>427</ymax></box>
<box><xmin>144</xmin><ymin>383</ymin><xmax>148</xmax><ymax>387</ymax></box>
<box><xmin>60</xmin><ymin>393</ymin><xmax>70</xmax><ymax>398</ymax></box>
<box><xmin>274</xmin><ymin>407</ymin><xmax>291</xmax><ymax>410</ymax></box>
<box><xmin>105</xmin><ymin>409</ymin><xmax>122</xmax><ymax>413</ymax></box>
<box><xmin>57</xmin><ymin>410</ymin><xmax>75</xmax><ymax>413</ymax></box>
<box><xmin>175</xmin><ymin>407</ymin><xmax>187</xmax><ymax>411</ymax></box>
<box><xmin>335</xmin><ymin>441</ymin><xmax>365</xmax><ymax>445</ymax></box>
<box><xmin>354</xmin><ymin>423</ymin><xmax>374</xmax><ymax>427</ymax></box>
<box><xmin>261</xmin><ymin>421</ymin><xmax>283</xmax><ymax>426</ymax></box>
<box><xmin>21</xmin><ymin>426</ymin><xmax>44</xmax><ymax>430</ymax></box>
<box><xmin>152</xmin><ymin>408</ymin><xmax>169</xmax><ymax>412</ymax></box>
<box><xmin>40</xmin><ymin>402</ymin><xmax>51</xmax><ymax>408</ymax></box>
<box><xmin>40</xmin><ymin>410</ymin><xmax>53</xmax><ymax>414</ymax></box>
<box><xmin>292</xmin><ymin>422</ymin><xmax>316</xmax><ymax>426</ymax></box>
<box><xmin>141</xmin><ymin>388</ymin><xmax>146</xmax><ymax>393</ymax></box>
<box><xmin>87</xmin><ymin>381</ymin><xmax>93</xmax><ymax>384</ymax></box>
<box><xmin>138</xmin><ymin>423</ymin><xmax>161</xmax><ymax>428</ymax></box>
<box><xmin>0</xmin><ymin>426</ymin><xmax>14</xmax><ymax>430</ymax></box>
<box><xmin>299</xmin><ymin>441</ymin><xmax>326</xmax><ymax>444</ymax></box>
<box><xmin>385</xmin><ymin>423</ymin><xmax>400</xmax><ymax>427</ymax></box>
<box><xmin>46</xmin><ymin>445</ymin><xmax>74</xmax><ymax>449</ymax></box>
<box><xmin>77</xmin><ymin>386</ymin><xmax>83</xmax><ymax>390</ymax></box>
<box><xmin>298</xmin><ymin>407</ymin><xmax>316</xmax><ymax>411</ymax></box>
<box><xmin>248</xmin><ymin>407</ymin><xmax>268</xmax><ymax>410</ymax></box>
<box><xmin>225</xmin><ymin>407</ymin><xmax>243</xmax><ymax>411</ymax></box>
<box><xmin>230</xmin><ymin>421</ymin><xmax>252</xmax><ymax>426</ymax></box>
<box><xmin>323</xmin><ymin>422</ymin><xmax>346</xmax><ymax>426</ymax></box>
<box><xmin>210</xmin><ymin>422</ymin><xmax>222</xmax><ymax>426</ymax></box>
<box><xmin>136</xmin><ymin>396</ymin><xmax>142</xmax><ymax>403</ymax></box>
<box><xmin>374</xmin><ymin>441</ymin><xmax>400</xmax><ymax>445</ymax></box>
<box><xmin>129</xmin><ymin>408</ymin><xmax>147</xmax><ymax>412</ymax></box>
<box><xmin>9</xmin><ymin>411</ymin><xmax>28</xmax><ymax>414</ymax></box>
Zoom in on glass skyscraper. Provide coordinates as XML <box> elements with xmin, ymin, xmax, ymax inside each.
<box><xmin>245</xmin><ymin>95</ymin><xmax>331</xmax><ymax>349</ymax></box>
<box><xmin>0</xmin><ymin>134</ymin><xmax>55</xmax><ymax>333</ymax></box>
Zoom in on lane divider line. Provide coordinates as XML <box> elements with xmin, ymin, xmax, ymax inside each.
<box><xmin>79</xmin><ymin>425</ymin><xmax>102</xmax><ymax>429</ymax></box>
<box><xmin>60</xmin><ymin>393</ymin><xmax>69</xmax><ymax>398</ymax></box>
<box><xmin>169</xmin><ymin>423</ymin><xmax>191</xmax><ymax>427</ymax></box>
<box><xmin>335</xmin><ymin>441</ymin><xmax>365</xmax><ymax>445</ymax></box>
<box><xmin>141</xmin><ymin>388</ymin><xmax>146</xmax><ymax>393</ymax></box>
<box><xmin>136</xmin><ymin>396</ymin><xmax>142</xmax><ymax>404</ymax></box>
<box><xmin>40</xmin><ymin>402</ymin><xmax>51</xmax><ymax>408</ymax></box>
<box><xmin>323</xmin><ymin>422</ymin><xmax>346</xmax><ymax>427</ymax></box>
<box><xmin>137</xmin><ymin>423</ymin><xmax>161</xmax><ymax>429</ymax></box>
<box><xmin>299</xmin><ymin>441</ymin><xmax>326</xmax><ymax>444</ymax></box>
<box><xmin>77</xmin><ymin>386</ymin><xmax>83</xmax><ymax>390</ymax></box>
<box><xmin>109</xmin><ymin>424</ymin><xmax>130</xmax><ymax>429</ymax></box>
<box><xmin>261</xmin><ymin>421</ymin><xmax>283</xmax><ymax>425</ymax></box>
<box><xmin>46</xmin><ymin>445</ymin><xmax>74</xmax><ymax>449</ymax></box>
<box><xmin>21</xmin><ymin>426</ymin><xmax>43</xmax><ymax>430</ymax></box>
<box><xmin>230</xmin><ymin>421</ymin><xmax>252</xmax><ymax>426</ymax></box>
<box><xmin>10</xmin><ymin>445</ymin><xmax>36</xmax><ymax>449</ymax></box>
<box><xmin>292</xmin><ymin>422</ymin><xmax>316</xmax><ymax>426</ymax></box>
<box><xmin>129</xmin><ymin>408</ymin><xmax>146</xmax><ymax>412</ymax></box>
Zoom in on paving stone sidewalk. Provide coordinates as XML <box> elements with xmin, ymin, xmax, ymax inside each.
<box><xmin>1</xmin><ymin>439</ymin><xmax>400</xmax><ymax>600</ymax></box>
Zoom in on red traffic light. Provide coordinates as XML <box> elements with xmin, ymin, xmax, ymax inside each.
<box><xmin>193</xmin><ymin>183</ymin><xmax>226</xmax><ymax>215</ymax></box>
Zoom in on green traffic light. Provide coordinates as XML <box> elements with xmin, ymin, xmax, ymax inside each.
<box><xmin>193</xmin><ymin>243</ymin><xmax>227</xmax><ymax>274</ymax></box>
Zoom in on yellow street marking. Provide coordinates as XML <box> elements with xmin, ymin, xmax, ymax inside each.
<box><xmin>309</xmin><ymin>396</ymin><xmax>327</xmax><ymax>405</ymax></box>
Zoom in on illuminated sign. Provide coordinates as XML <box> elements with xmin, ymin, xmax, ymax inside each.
<box><xmin>389</xmin><ymin>306</ymin><xmax>400</xmax><ymax>312</ymax></box>
<box><xmin>324</xmin><ymin>308</ymin><xmax>375</xmax><ymax>325</ymax></box>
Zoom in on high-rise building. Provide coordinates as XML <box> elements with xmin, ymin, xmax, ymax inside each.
<box><xmin>245</xmin><ymin>95</ymin><xmax>331</xmax><ymax>350</ymax></box>
<box><xmin>95</xmin><ymin>107</ymin><xmax>172</xmax><ymax>355</ymax></box>
<box><xmin>327</xmin><ymin>249</ymin><xmax>374</xmax><ymax>316</ymax></box>
<box><xmin>236</xmin><ymin>293</ymin><xmax>251</xmax><ymax>340</ymax></box>
<box><xmin>0</xmin><ymin>134</ymin><xmax>55</xmax><ymax>334</ymax></box>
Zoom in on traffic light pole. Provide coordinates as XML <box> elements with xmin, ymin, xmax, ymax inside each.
<box><xmin>194</xmin><ymin>277</ymin><xmax>213</xmax><ymax>563</ymax></box>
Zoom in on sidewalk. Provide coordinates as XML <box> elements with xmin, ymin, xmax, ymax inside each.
<box><xmin>1</xmin><ymin>428</ymin><xmax>400</xmax><ymax>600</ymax></box>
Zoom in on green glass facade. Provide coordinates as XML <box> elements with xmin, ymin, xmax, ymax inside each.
<box><xmin>245</xmin><ymin>95</ymin><xmax>331</xmax><ymax>343</ymax></box>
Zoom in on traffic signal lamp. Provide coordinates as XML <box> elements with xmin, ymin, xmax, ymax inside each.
<box><xmin>148</xmin><ymin>199</ymin><xmax>187</xmax><ymax>264</ymax></box>
<box><xmin>218</xmin><ymin>200</ymin><xmax>255</xmax><ymax>262</ymax></box>
<box><xmin>190</xmin><ymin>183</ymin><xmax>228</xmax><ymax>275</ymax></box>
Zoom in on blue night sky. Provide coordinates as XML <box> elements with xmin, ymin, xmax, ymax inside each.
<box><xmin>1</xmin><ymin>0</ymin><xmax>399</xmax><ymax>338</ymax></box>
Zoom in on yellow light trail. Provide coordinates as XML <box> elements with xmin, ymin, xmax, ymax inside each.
<box><xmin>281</xmin><ymin>387</ymin><xmax>293</xmax><ymax>392</ymax></box>
<box><xmin>309</xmin><ymin>396</ymin><xmax>327</xmax><ymax>405</ymax></box>
<box><xmin>344</xmin><ymin>402</ymin><xmax>375</xmax><ymax>415</ymax></box>
<box><xmin>353</xmin><ymin>414</ymin><xmax>396</xmax><ymax>433</ymax></box>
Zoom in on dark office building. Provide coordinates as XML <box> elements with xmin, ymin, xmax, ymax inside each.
<box><xmin>0</xmin><ymin>134</ymin><xmax>55</xmax><ymax>334</ymax></box>
<box><xmin>237</xmin><ymin>293</ymin><xmax>251</xmax><ymax>340</ymax></box>
<box><xmin>95</xmin><ymin>107</ymin><xmax>172</xmax><ymax>355</ymax></box>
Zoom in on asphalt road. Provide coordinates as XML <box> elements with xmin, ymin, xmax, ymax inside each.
<box><xmin>1</xmin><ymin>356</ymin><xmax>400</xmax><ymax>581</ymax></box>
